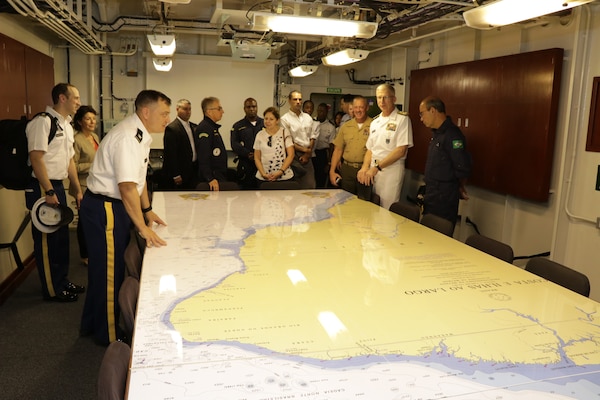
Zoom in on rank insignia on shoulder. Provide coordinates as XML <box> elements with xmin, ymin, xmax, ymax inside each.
<box><xmin>198</xmin><ymin>133</ymin><xmax>209</xmax><ymax>139</ymax></box>
<box><xmin>399</xmin><ymin>111</ymin><xmax>409</xmax><ymax>116</ymax></box>
<box><xmin>135</xmin><ymin>129</ymin><xmax>143</xmax><ymax>143</ymax></box>
<box><xmin>452</xmin><ymin>140</ymin><xmax>464</xmax><ymax>149</ymax></box>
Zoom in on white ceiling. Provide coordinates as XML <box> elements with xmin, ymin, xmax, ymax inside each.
<box><xmin>0</xmin><ymin>0</ymin><xmax>579</xmax><ymax>64</ymax></box>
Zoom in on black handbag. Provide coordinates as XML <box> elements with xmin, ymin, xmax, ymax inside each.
<box><xmin>290</xmin><ymin>157</ymin><xmax>307</xmax><ymax>178</ymax></box>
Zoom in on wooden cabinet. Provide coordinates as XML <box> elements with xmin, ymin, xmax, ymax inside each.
<box><xmin>408</xmin><ymin>48</ymin><xmax>563</xmax><ymax>202</ymax></box>
<box><xmin>0</xmin><ymin>33</ymin><xmax>54</xmax><ymax>120</ymax></box>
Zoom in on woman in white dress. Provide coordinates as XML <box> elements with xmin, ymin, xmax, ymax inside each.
<box><xmin>254</xmin><ymin>107</ymin><xmax>295</xmax><ymax>181</ymax></box>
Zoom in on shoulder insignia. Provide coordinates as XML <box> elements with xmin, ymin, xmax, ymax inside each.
<box><xmin>135</xmin><ymin>129</ymin><xmax>143</xmax><ymax>143</ymax></box>
<box><xmin>372</xmin><ymin>114</ymin><xmax>381</xmax><ymax>120</ymax></box>
<box><xmin>198</xmin><ymin>133</ymin><xmax>209</xmax><ymax>139</ymax></box>
<box><xmin>452</xmin><ymin>140</ymin><xmax>464</xmax><ymax>149</ymax></box>
<box><xmin>399</xmin><ymin>111</ymin><xmax>409</xmax><ymax>116</ymax></box>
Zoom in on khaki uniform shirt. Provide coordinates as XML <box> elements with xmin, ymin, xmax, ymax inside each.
<box><xmin>332</xmin><ymin>117</ymin><xmax>372</xmax><ymax>164</ymax></box>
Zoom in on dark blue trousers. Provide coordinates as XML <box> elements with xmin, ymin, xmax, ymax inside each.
<box><xmin>79</xmin><ymin>191</ymin><xmax>130</xmax><ymax>345</ymax></box>
<box><xmin>25</xmin><ymin>179</ymin><xmax>70</xmax><ymax>299</ymax></box>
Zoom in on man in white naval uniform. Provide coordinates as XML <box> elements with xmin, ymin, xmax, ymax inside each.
<box><xmin>358</xmin><ymin>84</ymin><xmax>413</xmax><ymax>209</ymax></box>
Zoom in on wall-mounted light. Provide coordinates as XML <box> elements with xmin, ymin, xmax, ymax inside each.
<box><xmin>289</xmin><ymin>65</ymin><xmax>318</xmax><ymax>78</ymax></box>
<box><xmin>322</xmin><ymin>49</ymin><xmax>370</xmax><ymax>66</ymax></box>
<box><xmin>463</xmin><ymin>0</ymin><xmax>595</xmax><ymax>29</ymax></box>
<box><xmin>147</xmin><ymin>34</ymin><xmax>176</xmax><ymax>56</ymax></box>
<box><xmin>252</xmin><ymin>12</ymin><xmax>378</xmax><ymax>39</ymax></box>
<box><xmin>153</xmin><ymin>57</ymin><xmax>173</xmax><ymax>72</ymax></box>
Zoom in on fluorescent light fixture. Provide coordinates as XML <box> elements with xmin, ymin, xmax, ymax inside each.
<box><xmin>463</xmin><ymin>0</ymin><xmax>595</xmax><ymax>29</ymax></box>
<box><xmin>289</xmin><ymin>65</ymin><xmax>318</xmax><ymax>77</ymax></box>
<box><xmin>153</xmin><ymin>57</ymin><xmax>173</xmax><ymax>72</ymax></box>
<box><xmin>147</xmin><ymin>34</ymin><xmax>176</xmax><ymax>56</ymax></box>
<box><xmin>322</xmin><ymin>49</ymin><xmax>370</xmax><ymax>66</ymax></box>
<box><xmin>252</xmin><ymin>11</ymin><xmax>378</xmax><ymax>39</ymax></box>
<box><xmin>159</xmin><ymin>0</ymin><xmax>190</xmax><ymax>3</ymax></box>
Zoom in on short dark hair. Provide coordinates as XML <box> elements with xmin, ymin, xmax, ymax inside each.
<box><xmin>51</xmin><ymin>83</ymin><xmax>76</xmax><ymax>105</ymax></box>
<box><xmin>135</xmin><ymin>90</ymin><xmax>171</xmax><ymax>111</ymax></box>
<box><xmin>263</xmin><ymin>106</ymin><xmax>280</xmax><ymax>120</ymax></box>
<box><xmin>422</xmin><ymin>96</ymin><xmax>446</xmax><ymax>113</ymax></box>
<box><xmin>201</xmin><ymin>97</ymin><xmax>219</xmax><ymax>114</ymax></box>
<box><xmin>342</xmin><ymin>94</ymin><xmax>355</xmax><ymax>103</ymax></box>
<box><xmin>73</xmin><ymin>105</ymin><xmax>98</xmax><ymax>131</ymax></box>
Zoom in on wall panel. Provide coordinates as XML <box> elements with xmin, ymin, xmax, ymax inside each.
<box><xmin>408</xmin><ymin>48</ymin><xmax>563</xmax><ymax>202</ymax></box>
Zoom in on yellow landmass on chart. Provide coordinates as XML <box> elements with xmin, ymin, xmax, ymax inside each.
<box><xmin>169</xmin><ymin>197</ymin><xmax>600</xmax><ymax>366</ymax></box>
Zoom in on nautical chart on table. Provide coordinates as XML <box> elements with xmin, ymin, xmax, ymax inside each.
<box><xmin>129</xmin><ymin>190</ymin><xmax>600</xmax><ymax>400</ymax></box>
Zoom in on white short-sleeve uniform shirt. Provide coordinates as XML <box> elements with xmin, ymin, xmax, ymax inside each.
<box><xmin>87</xmin><ymin>114</ymin><xmax>152</xmax><ymax>199</ymax></box>
<box><xmin>366</xmin><ymin>109</ymin><xmax>414</xmax><ymax>209</ymax></box>
<box><xmin>26</xmin><ymin>106</ymin><xmax>75</xmax><ymax>180</ymax></box>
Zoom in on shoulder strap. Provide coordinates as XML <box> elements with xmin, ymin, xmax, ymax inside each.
<box><xmin>32</xmin><ymin>112</ymin><xmax>59</xmax><ymax>144</ymax></box>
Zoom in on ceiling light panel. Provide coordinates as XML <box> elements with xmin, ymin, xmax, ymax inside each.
<box><xmin>322</xmin><ymin>49</ymin><xmax>370</xmax><ymax>66</ymax></box>
<box><xmin>463</xmin><ymin>0</ymin><xmax>595</xmax><ymax>29</ymax></box>
<box><xmin>252</xmin><ymin>12</ymin><xmax>378</xmax><ymax>39</ymax></box>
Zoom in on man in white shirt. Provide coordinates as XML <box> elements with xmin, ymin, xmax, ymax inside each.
<box><xmin>358</xmin><ymin>84</ymin><xmax>414</xmax><ymax>209</ymax></box>
<box><xmin>312</xmin><ymin>103</ymin><xmax>336</xmax><ymax>188</ymax></box>
<box><xmin>80</xmin><ymin>89</ymin><xmax>169</xmax><ymax>345</ymax></box>
<box><xmin>162</xmin><ymin>99</ymin><xmax>198</xmax><ymax>189</ymax></box>
<box><xmin>25</xmin><ymin>83</ymin><xmax>84</xmax><ymax>302</ymax></box>
<box><xmin>280</xmin><ymin>90</ymin><xmax>318</xmax><ymax>189</ymax></box>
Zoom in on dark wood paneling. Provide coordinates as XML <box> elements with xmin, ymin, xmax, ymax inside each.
<box><xmin>408</xmin><ymin>48</ymin><xmax>563</xmax><ymax>202</ymax></box>
<box><xmin>586</xmin><ymin>77</ymin><xmax>600</xmax><ymax>152</ymax></box>
<box><xmin>24</xmin><ymin>47</ymin><xmax>54</xmax><ymax>117</ymax></box>
<box><xmin>0</xmin><ymin>34</ymin><xmax>27</xmax><ymax>119</ymax></box>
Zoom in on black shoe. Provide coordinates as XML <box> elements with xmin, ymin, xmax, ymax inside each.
<box><xmin>65</xmin><ymin>281</ymin><xmax>85</xmax><ymax>294</ymax></box>
<box><xmin>44</xmin><ymin>290</ymin><xmax>78</xmax><ymax>302</ymax></box>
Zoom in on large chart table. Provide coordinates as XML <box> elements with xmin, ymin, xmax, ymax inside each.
<box><xmin>127</xmin><ymin>190</ymin><xmax>600</xmax><ymax>399</ymax></box>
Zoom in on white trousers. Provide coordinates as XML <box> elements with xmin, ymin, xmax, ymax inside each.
<box><xmin>373</xmin><ymin>162</ymin><xmax>405</xmax><ymax>209</ymax></box>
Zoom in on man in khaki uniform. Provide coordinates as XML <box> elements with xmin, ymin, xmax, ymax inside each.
<box><xmin>329</xmin><ymin>95</ymin><xmax>372</xmax><ymax>200</ymax></box>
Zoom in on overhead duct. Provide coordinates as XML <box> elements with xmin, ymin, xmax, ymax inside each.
<box><xmin>5</xmin><ymin>0</ymin><xmax>106</xmax><ymax>54</ymax></box>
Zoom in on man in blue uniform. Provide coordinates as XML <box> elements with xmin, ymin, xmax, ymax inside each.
<box><xmin>231</xmin><ymin>98</ymin><xmax>263</xmax><ymax>189</ymax></box>
<box><xmin>80</xmin><ymin>89</ymin><xmax>169</xmax><ymax>345</ymax></box>
<box><xmin>195</xmin><ymin>97</ymin><xmax>229</xmax><ymax>191</ymax></box>
<box><xmin>419</xmin><ymin>96</ymin><xmax>472</xmax><ymax>224</ymax></box>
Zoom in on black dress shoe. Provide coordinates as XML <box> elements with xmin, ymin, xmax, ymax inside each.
<box><xmin>65</xmin><ymin>281</ymin><xmax>85</xmax><ymax>294</ymax></box>
<box><xmin>44</xmin><ymin>290</ymin><xmax>78</xmax><ymax>302</ymax></box>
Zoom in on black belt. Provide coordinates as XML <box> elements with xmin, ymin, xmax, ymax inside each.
<box><xmin>86</xmin><ymin>190</ymin><xmax>122</xmax><ymax>203</ymax></box>
<box><xmin>342</xmin><ymin>160</ymin><xmax>362</xmax><ymax>168</ymax></box>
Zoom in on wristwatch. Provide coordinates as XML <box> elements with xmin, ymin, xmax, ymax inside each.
<box><xmin>374</xmin><ymin>161</ymin><xmax>382</xmax><ymax>171</ymax></box>
<box><xmin>45</xmin><ymin>189</ymin><xmax>55</xmax><ymax>196</ymax></box>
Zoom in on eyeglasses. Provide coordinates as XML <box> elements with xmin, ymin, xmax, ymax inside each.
<box><xmin>267</xmin><ymin>135</ymin><xmax>272</xmax><ymax>147</ymax></box>
<box><xmin>208</xmin><ymin>106</ymin><xmax>223</xmax><ymax>111</ymax></box>
<box><xmin>419</xmin><ymin>109</ymin><xmax>429</xmax><ymax>117</ymax></box>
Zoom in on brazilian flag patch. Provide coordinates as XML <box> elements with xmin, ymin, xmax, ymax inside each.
<box><xmin>452</xmin><ymin>140</ymin><xmax>464</xmax><ymax>149</ymax></box>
